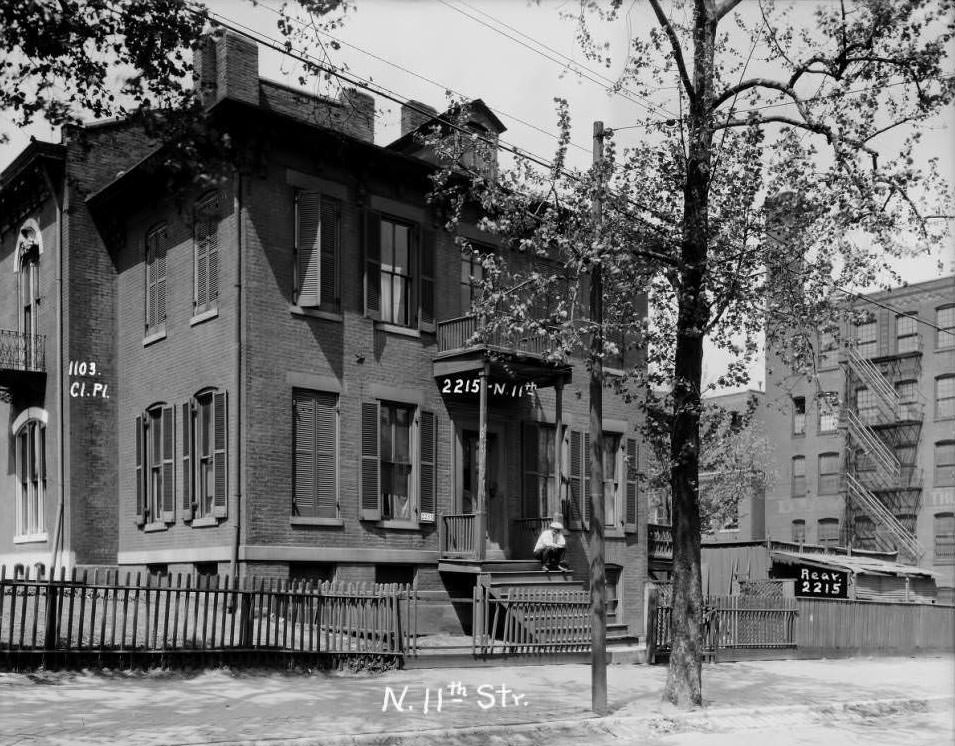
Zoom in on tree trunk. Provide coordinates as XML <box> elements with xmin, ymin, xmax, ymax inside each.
<box><xmin>663</xmin><ymin>0</ymin><xmax>715</xmax><ymax>709</ymax></box>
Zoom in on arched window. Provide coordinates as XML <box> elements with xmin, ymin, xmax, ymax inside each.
<box><xmin>817</xmin><ymin>517</ymin><xmax>839</xmax><ymax>547</ymax></box>
<box><xmin>12</xmin><ymin>408</ymin><xmax>47</xmax><ymax>540</ymax></box>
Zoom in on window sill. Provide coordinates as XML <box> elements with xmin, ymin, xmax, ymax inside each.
<box><xmin>604</xmin><ymin>526</ymin><xmax>626</xmax><ymax>539</ymax></box>
<box><xmin>190</xmin><ymin>307</ymin><xmax>219</xmax><ymax>326</ymax></box>
<box><xmin>374</xmin><ymin>322</ymin><xmax>421</xmax><ymax>338</ymax></box>
<box><xmin>792</xmin><ymin>432</ymin><xmax>806</xmax><ymax>438</ymax></box>
<box><xmin>291</xmin><ymin>516</ymin><xmax>344</xmax><ymax>527</ymax></box>
<box><xmin>143</xmin><ymin>521</ymin><xmax>168</xmax><ymax>533</ymax></box>
<box><xmin>190</xmin><ymin>516</ymin><xmax>219</xmax><ymax>528</ymax></box>
<box><xmin>289</xmin><ymin>306</ymin><xmax>342</xmax><ymax>322</ymax></box>
<box><xmin>817</xmin><ymin>430</ymin><xmax>839</xmax><ymax>437</ymax></box>
<box><xmin>143</xmin><ymin>328</ymin><xmax>166</xmax><ymax>347</ymax></box>
<box><xmin>377</xmin><ymin>519</ymin><xmax>423</xmax><ymax>530</ymax></box>
<box><xmin>13</xmin><ymin>533</ymin><xmax>48</xmax><ymax>544</ymax></box>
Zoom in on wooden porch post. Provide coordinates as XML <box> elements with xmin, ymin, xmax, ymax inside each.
<box><xmin>554</xmin><ymin>380</ymin><xmax>564</xmax><ymax>520</ymax></box>
<box><xmin>476</xmin><ymin>361</ymin><xmax>489</xmax><ymax>561</ymax></box>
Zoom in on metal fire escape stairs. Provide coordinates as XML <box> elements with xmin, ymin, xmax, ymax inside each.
<box><xmin>842</xmin><ymin>345</ymin><xmax>924</xmax><ymax>561</ymax></box>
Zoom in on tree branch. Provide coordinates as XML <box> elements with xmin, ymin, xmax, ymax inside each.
<box><xmin>712</xmin><ymin>113</ymin><xmax>879</xmax><ymax>159</ymax></box>
<box><xmin>714</xmin><ymin>0</ymin><xmax>745</xmax><ymax>21</ymax></box>
<box><xmin>648</xmin><ymin>0</ymin><xmax>696</xmax><ymax>103</ymax></box>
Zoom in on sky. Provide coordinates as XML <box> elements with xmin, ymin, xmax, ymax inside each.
<box><xmin>1</xmin><ymin>0</ymin><xmax>953</xmax><ymax>392</ymax></box>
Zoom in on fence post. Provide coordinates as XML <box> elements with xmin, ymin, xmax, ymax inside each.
<box><xmin>646</xmin><ymin>586</ymin><xmax>658</xmax><ymax>664</ymax></box>
<box><xmin>238</xmin><ymin>576</ymin><xmax>253</xmax><ymax>648</ymax></box>
<box><xmin>43</xmin><ymin>569</ymin><xmax>60</xmax><ymax>650</ymax></box>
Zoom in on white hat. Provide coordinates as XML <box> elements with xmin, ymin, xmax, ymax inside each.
<box><xmin>550</xmin><ymin>520</ymin><xmax>564</xmax><ymax>530</ymax></box>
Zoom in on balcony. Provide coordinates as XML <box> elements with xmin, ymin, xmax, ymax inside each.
<box><xmin>434</xmin><ymin>315</ymin><xmax>571</xmax><ymax>388</ymax></box>
<box><xmin>649</xmin><ymin>523</ymin><xmax>673</xmax><ymax>564</ymax></box>
<box><xmin>0</xmin><ymin>330</ymin><xmax>46</xmax><ymax>391</ymax></box>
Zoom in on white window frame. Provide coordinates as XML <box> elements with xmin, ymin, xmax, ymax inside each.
<box><xmin>12</xmin><ymin>412</ymin><xmax>47</xmax><ymax>542</ymax></box>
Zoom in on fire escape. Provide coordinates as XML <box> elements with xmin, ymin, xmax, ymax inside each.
<box><xmin>841</xmin><ymin>342</ymin><xmax>924</xmax><ymax>562</ymax></box>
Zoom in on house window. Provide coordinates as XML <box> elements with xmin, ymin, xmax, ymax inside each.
<box><xmin>602</xmin><ymin>433</ymin><xmax>622</xmax><ymax>528</ymax></box>
<box><xmin>817</xmin><ymin>517</ymin><xmax>839</xmax><ymax>547</ymax></box>
<box><xmin>605</xmin><ymin>566</ymin><xmax>621</xmax><ymax>624</ymax></box>
<box><xmin>565</xmin><ymin>430</ymin><xmax>637</xmax><ymax>531</ymax></box>
<box><xmin>818</xmin><ymin>391</ymin><xmax>839</xmax><ymax>433</ymax></box>
<box><xmin>896</xmin><ymin>379</ymin><xmax>919</xmax><ymax>420</ymax></box>
<box><xmin>791</xmin><ymin>519</ymin><xmax>806</xmax><ymax>544</ymax></box>
<box><xmin>818</xmin><ymin>327</ymin><xmax>838</xmax><ymax>368</ymax></box>
<box><xmin>818</xmin><ymin>452</ymin><xmax>841</xmax><ymax>495</ymax></box>
<box><xmin>14</xmin><ymin>419</ymin><xmax>46</xmax><ymax>538</ymax></box>
<box><xmin>937</xmin><ymin>305</ymin><xmax>955</xmax><ymax>349</ymax></box>
<box><xmin>180</xmin><ymin>391</ymin><xmax>228</xmax><ymax>521</ymax></box>
<box><xmin>364</xmin><ymin>212</ymin><xmax>434</xmax><ymax>330</ymax></box>
<box><xmin>791</xmin><ymin>456</ymin><xmax>806</xmax><ymax>497</ymax></box>
<box><xmin>136</xmin><ymin>404</ymin><xmax>175</xmax><ymax>525</ymax></box>
<box><xmin>853</xmin><ymin>317</ymin><xmax>877</xmax><ymax>358</ymax></box>
<box><xmin>294</xmin><ymin>191</ymin><xmax>340</xmax><ymax>310</ymax></box>
<box><xmin>934</xmin><ymin>513</ymin><xmax>955</xmax><ymax>563</ymax></box>
<box><xmin>792</xmin><ymin>396</ymin><xmax>806</xmax><ymax>435</ymax></box>
<box><xmin>375</xmin><ymin>564</ymin><xmax>416</xmax><ymax>586</ymax></box>
<box><xmin>853</xmin><ymin>515</ymin><xmax>875</xmax><ymax>550</ymax></box>
<box><xmin>292</xmin><ymin>389</ymin><xmax>338</xmax><ymax>519</ymax></box>
<box><xmin>193</xmin><ymin>192</ymin><xmax>220</xmax><ymax>314</ymax></box>
<box><xmin>523</xmin><ymin>423</ymin><xmax>556</xmax><ymax>519</ymax></box>
<box><xmin>359</xmin><ymin>401</ymin><xmax>435</xmax><ymax>523</ymax></box>
<box><xmin>936</xmin><ymin>441</ymin><xmax>955</xmax><ymax>487</ymax></box>
<box><xmin>936</xmin><ymin>375</ymin><xmax>955</xmax><ymax>419</ymax></box>
<box><xmin>145</xmin><ymin>223</ymin><xmax>167</xmax><ymax>333</ymax></box>
<box><xmin>855</xmin><ymin>387</ymin><xmax>879</xmax><ymax>425</ymax></box>
<box><xmin>896</xmin><ymin>314</ymin><xmax>919</xmax><ymax>353</ymax></box>
<box><xmin>289</xmin><ymin>562</ymin><xmax>336</xmax><ymax>584</ymax></box>
<box><xmin>459</xmin><ymin>247</ymin><xmax>486</xmax><ymax>313</ymax></box>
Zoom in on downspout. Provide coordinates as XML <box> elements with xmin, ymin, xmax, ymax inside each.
<box><xmin>43</xmin><ymin>164</ymin><xmax>66</xmax><ymax>575</ymax></box>
<box><xmin>230</xmin><ymin>169</ymin><xmax>243</xmax><ymax>579</ymax></box>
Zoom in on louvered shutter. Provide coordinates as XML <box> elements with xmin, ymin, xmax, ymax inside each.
<box><xmin>625</xmin><ymin>437</ymin><xmax>638</xmax><ymax>533</ymax></box>
<box><xmin>156</xmin><ymin>229</ymin><xmax>167</xmax><ymax>323</ymax></box>
<box><xmin>213</xmin><ymin>391</ymin><xmax>228</xmax><ymax>518</ymax></box>
<box><xmin>135</xmin><ymin>415</ymin><xmax>144</xmax><ymax>525</ymax></box>
<box><xmin>522</xmin><ymin>423</ymin><xmax>539</xmax><ymax>518</ymax></box>
<box><xmin>360</xmin><ymin>401</ymin><xmax>381</xmax><ymax>520</ymax></box>
<box><xmin>181</xmin><ymin>401</ymin><xmax>193</xmax><ymax>521</ymax></box>
<box><xmin>569</xmin><ymin>429</ymin><xmax>583</xmax><ymax>529</ymax></box>
<box><xmin>295</xmin><ymin>191</ymin><xmax>321</xmax><ymax>307</ymax></box>
<box><xmin>195</xmin><ymin>193</ymin><xmax>219</xmax><ymax>310</ymax></box>
<box><xmin>419</xmin><ymin>227</ymin><xmax>435</xmax><ymax>331</ymax></box>
<box><xmin>293</xmin><ymin>392</ymin><xmax>316</xmax><ymax>516</ymax></box>
<box><xmin>584</xmin><ymin>432</ymin><xmax>592</xmax><ymax>527</ymax></box>
<box><xmin>418</xmin><ymin>410</ymin><xmax>436</xmax><ymax>522</ymax></box>
<box><xmin>161</xmin><ymin>405</ymin><xmax>175</xmax><ymax>521</ymax></box>
<box><xmin>208</xmin><ymin>221</ymin><xmax>219</xmax><ymax>303</ymax></box>
<box><xmin>195</xmin><ymin>218</ymin><xmax>209</xmax><ymax>309</ymax></box>
<box><xmin>364</xmin><ymin>210</ymin><xmax>381</xmax><ymax>318</ymax></box>
<box><xmin>320</xmin><ymin>197</ymin><xmax>339</xmax><ymax>310</ymax></box>
<box><xmin>315</xmin><ymin>393</ymin><xmax>338</xmax><ymax>518</ymax></box>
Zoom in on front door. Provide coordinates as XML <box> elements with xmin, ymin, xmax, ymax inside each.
<box><xmin>460</xmin><ymin>428</ymin><xmax>506</xmax><ymax>555</ymax></box>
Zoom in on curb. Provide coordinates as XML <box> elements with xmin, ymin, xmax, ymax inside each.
<box><xmin>186</xmin><ymin>694</ymin><xmax>954</xmax><ymax>746</ymax></box>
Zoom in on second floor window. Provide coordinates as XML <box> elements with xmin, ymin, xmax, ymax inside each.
<box><xmin>791</xmin><ymin>519</ymin><xmax>806</xmax><ymax>544</ymax></box>
<box><xmin>364</xmin><ymin>212</ymin><xmax>435</xmax><ymax>330</ymax></box>
<box><xmin>181</xmin><ymin>390</ymin><xmax>228</xmax><ymax>521</ymax></box>
<box><xmin>194</xmin><ymin>192</ymin><xmax>220</xmax><ymax>314</ymax></box>
<box><xmin>145</xmin><ymin>224</ymin><xmax>167</xmax><ymax>332</ymax></box>
<box><xmin>817</xmin><ymin>517</ymin><xmax>839</xmax><ymax>547</ymax></box>
<box><xmin>460</xmin><ymin>248</ymin><xmax>486</xmax><ymax>314</ymax></box>
<box><xmin>294</xmin><ymin>191</ymin><xmax>340</xmax><ymax>311</ymax></box>
<box><xmin>293</xmin><ymin>389</ymin><xmax>338</xmax><ymax>519</ymax></box>
<box><xmin>136</xmin><ymin>405</ymin><xmax>174</xmax><ymax>525</ymax></box>
<box><xmin>792</xmin><ymin>396</ymin><xmax>806</xmax><ymax>435</ymax></box>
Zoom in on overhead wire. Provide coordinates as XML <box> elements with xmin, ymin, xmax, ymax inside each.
<box><xmin>835</xmin><ymin>285</ymin><xmax>955</xmax><ymax>339</ymax></box>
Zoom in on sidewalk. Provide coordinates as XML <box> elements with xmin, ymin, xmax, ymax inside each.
<box><xmin>0</xmin><ymin>656</ymin><xmax>952</xmax><ymax>745</ymax></box>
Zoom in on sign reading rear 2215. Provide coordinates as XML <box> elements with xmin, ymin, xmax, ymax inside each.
<box><xmin>795</xmin><ymin>565</ymin><xmax>848</xmax><ymax>598</ymax></box>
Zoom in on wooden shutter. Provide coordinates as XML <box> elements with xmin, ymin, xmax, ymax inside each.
<box><xmin>161</xmin><ymin>405</ymin><xmax>175</xmax><ymax>521</ymax></box>
<box><xmin>419</xmin><ymin>410</ymin><xmax>436</xmax><ymax>522</ymax></box>
<box><xmin>583</xmin><ymin>432</ymin><xmax>592</xmax><ymax>527</ymax></box>
<box><xmin>419</xmin><ymin>227</ymin><xmax>435</xmax><ymax>331</ymax></box>
<box><xmin>295</xmin><ymin>191</ymin><xmax>321</xmax><ymax>307</ymax></box>
<box><xmin>213</xmin><ymin>390</ymin><xmax>228</xmax><ymax>518</ymax></box>
<box><xmin>156</xmin><ymin>229</ymin><xmax>167</xmax><ymax>323</ymax></box>
<box><xmin>293</xmin><ymin>392</ymin><xmax>316</xmax><ymax>516</ymax></box>
<box><xmin>181</xmin><ymin>401</ymin><xmax>193</xmax><ymax>521</ymax></box>
<box><xmin>624</xmin><ymin>437</ymin><xmax>638</xmax><ymax>533</ymax></box>
<box><xmin>360</xmin><ymin>401</ymin><xmax>381</xmax><ymax>520</ymax></box>
<box><xmin>522</xmin><ymin>422</ymin><xmax>539</xmax><ymax>518</ymax></box>
<box><xmin>315</xmin><ymin>393</ymin><xmax>338</xmax><ymax>518</ymax></box>
<box><xmin>363</xmin><ymin>210</ymin><xmax>381</xmax><ymax>318</ymax></box>
<box><xmin>195</xmin><ymin>193</ymin><xmax>219</xmax><ymax>310</ymax></box>
<box><xmin>195</xmin><ymin>219</ymin><xmax>209</xmax><ymax>309</ymax></box>
<box><xmin>569</xmin><ymin>429</ymin><xmax>583</xmax><ymax>529</ymax></box>
<box><xmin>320</xmin><ymin>197</ymin><xmax>340</xmax><ymax>310</ymax></box>
<box><xmin>135</xmin><ymin>415</ymin><xmax>144</xmax><ymax>525</ymax></box>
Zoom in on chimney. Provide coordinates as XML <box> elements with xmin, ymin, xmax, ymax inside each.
<box><xmin>340</xmin><ymin>88</ymin><xmax>375</xmax><ymax>143</ymax></box>
<box><xmin>401</xmin><ymin>100</ymin><xmax>437</xmax><ymax>137</ymax></box>
<box><xmin>193</xmin><ymin>31</ymin><xmax>259</xmax><ymax>109</ymax></box>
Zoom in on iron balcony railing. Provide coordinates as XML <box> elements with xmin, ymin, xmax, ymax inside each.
<box><xmin>436</xmin><ymin>315</ymin><xmax>551</xmax><ymax>357</ymax></box>
<box><xmin>649</xmin><ymin>523</ymin><xmax>673</xmax><ymax>562</ymax></box>
<box><xmin>0</xmin><ymin>330</ymin><xmax>46</xmax><ymax>373</ymax></box>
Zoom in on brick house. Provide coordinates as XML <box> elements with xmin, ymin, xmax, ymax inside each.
<box><xmin>0</xmin><ymin>32</ymin><xmax>649</xmax><ymax>637</ymax></box>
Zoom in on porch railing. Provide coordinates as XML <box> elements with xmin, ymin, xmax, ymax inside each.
<box><xmin>437</xmin><ymin>315</ymin><xmax>550</xmax><ymax>357</ymax></box>
<box><xmin>0</xmin><ymin>330</ymin><xmax>46</xmax><ymax>373</ymax></box>
<box><xmin>649</xmin><ymin>523</ymin><xmax>673</xmax><ymax>562</ymax></box>
<box><xmin>441</xmin><ymin>513</ymin><xmax>477</xmax><ymax>558</ymax></box>
<box><xmin>512</xmin><ymin>517</ymin><xmax>551</xmax><ymax>560</ymax></box>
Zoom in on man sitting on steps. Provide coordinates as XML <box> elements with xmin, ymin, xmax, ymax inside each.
<box><xmin>533</xmin><ymin>518</ymin><xmax>569</xmax><ymax>572</ymax></box>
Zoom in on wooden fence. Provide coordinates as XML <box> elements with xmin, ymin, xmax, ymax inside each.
<box><xmin>647</xmin><ymin>585</ymin><xmax>955</xmax><ymax>662</ymax></box>
<box><xmin>0</xmin><ymin>565</ymin><xmax>417</xmax><ymax>667</ymax></box>
<box><xmin>473</xmin><ymin>585</ymin><xmax>591</xmax><ymax>655</ymax></box>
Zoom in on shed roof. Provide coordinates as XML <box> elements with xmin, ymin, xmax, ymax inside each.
<box><xmin>770</xmin><ymin>549</ymin><xmax>936</xmax><ymax>579</ymax></box>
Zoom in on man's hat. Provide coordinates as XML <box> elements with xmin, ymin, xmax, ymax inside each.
<box><xmin>550</xmin><ymin>520</ymin><xmax>564</xmax><ymax>530</ymax></box>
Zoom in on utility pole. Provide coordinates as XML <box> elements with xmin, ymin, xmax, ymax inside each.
<box><xmin>590</xmin><ymin>120</ymin><xmax>607</xmax><ymax>716</ymax></box>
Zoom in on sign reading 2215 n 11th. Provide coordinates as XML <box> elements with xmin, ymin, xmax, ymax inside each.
<box><xmin>795</xmin><ymin>565</ymin><xmax>848</xmax><ymax>598</ymax></box>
